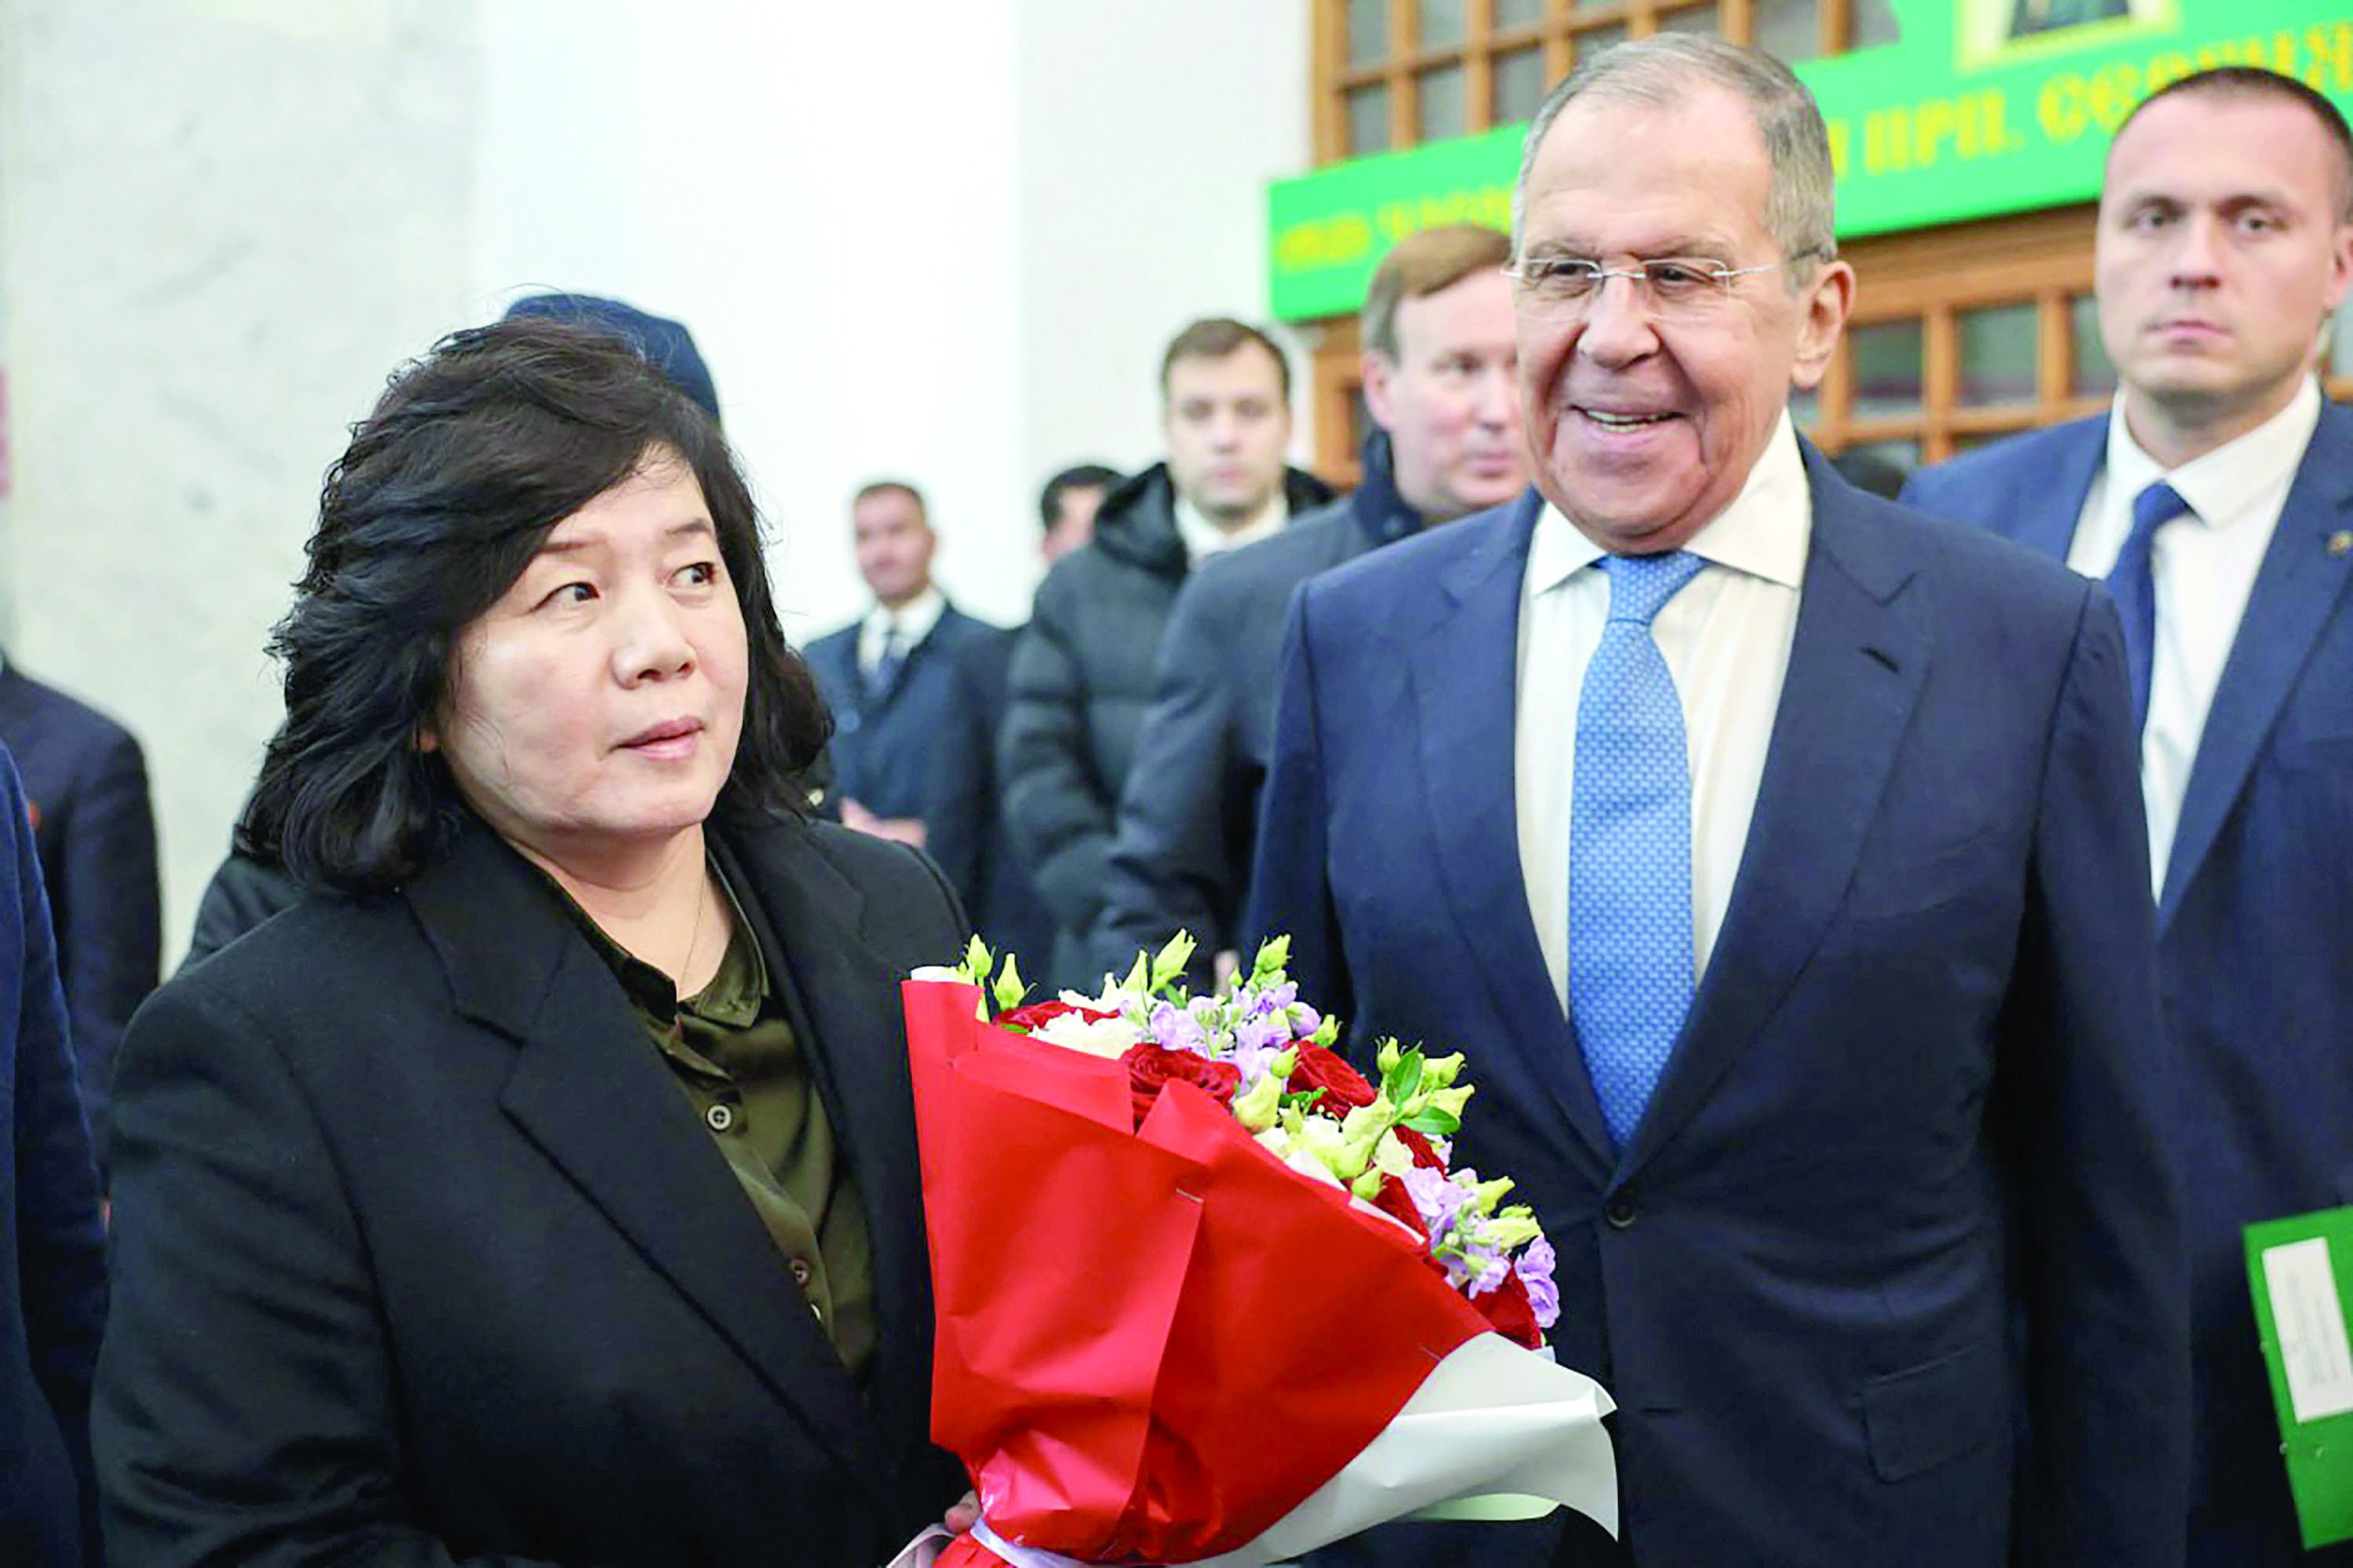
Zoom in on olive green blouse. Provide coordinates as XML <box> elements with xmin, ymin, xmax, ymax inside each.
<box><xmin>551</xmin><ymin>863</ymin><xmax>875</xmax><ymax>1383</ymax></box>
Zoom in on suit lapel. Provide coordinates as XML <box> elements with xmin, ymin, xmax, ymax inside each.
<box><xmin>2159</xmin><ymin>404</ymin><xmax>2353</xmax><ymax>926</ymax></box>
<box><xmin>2016</xmin><ymin>420</ymin><xmax>2107</xmax><ymax>562</ymax></box>
<box><xmin>406</xmin><ymin>827</ymin><xmax>884</xmax><ymax>1493</ymax></box>
<box><xmin>1618</xmin><ymin>464</ymin><xmax>1929</xmax><ymax>1181</ymax></box>
<box><xmin>1409</xmin><ymin>493</ymin><xmax>1617</xmax><ymax>1184</ymax></box>
<box><xmin>715</xmin><ymin>825</ymin><xmax>936</xmax><ymax>1472</ymax></box>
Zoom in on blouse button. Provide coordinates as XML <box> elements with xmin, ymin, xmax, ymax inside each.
<box><xmin>705</xmin><ymin>1102</ymin><xmax>736</xmax><ymax>1133</ymax></box>
<box><xmin>789</xmin><ymin>1257</ymin><xmax>814</xmax><ymax>1288</ymax></box>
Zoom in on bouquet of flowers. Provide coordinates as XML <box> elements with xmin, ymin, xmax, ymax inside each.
<box><xmin>889</xmin><ymin>933</ymin><xmax>1617</xmax><ymax>1568</ymax></box>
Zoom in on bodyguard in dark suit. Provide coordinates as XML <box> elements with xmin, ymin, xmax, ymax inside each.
<box><xmin>802</xmin><ymin>480</ymin><xmax>1000</xmax><ymax>886</ymax></box>
<box><xmin>1253</xmin><ymin>38</ymin><xmax>2186</xmax><ymax>1566</ymax></box>
<box><xmin>1903</xmin><ymin>68</ymin><xmax>2353</xmax><ymax>1566</ymax></box>
<box><xmin>1091</xmin><ymin>227</ymin><xmax>1525</xmax><ymax>982</ymax></box>
<box><xmin>96</xmin><ymin>318</ymin><xmax>969</xmax><ymax>1566</ymax></box>
<box><xmin>0</xmin><ymin>660</ymin><xmax>161</xmax><ymax>1142</ymax></box>
<box><xmin>1002</xmin><ymin>319</ymin><xmax>1333</xmax><ymax>988</ymax></box>
<box><xmin>0</xmin><ymin>743</ymin><xmax>107</xmax><ymax>1568</ymax></box>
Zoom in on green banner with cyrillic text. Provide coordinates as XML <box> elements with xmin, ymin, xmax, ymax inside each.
<box><xmin>1267</xmin><ymin>0</ymin><xmax>2353</xmax><ymax>321</ymax></box>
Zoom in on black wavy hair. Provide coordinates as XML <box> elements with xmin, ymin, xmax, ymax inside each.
<box><xmin>240</xmin><ymin>316</ymin><xmax>828</xmax><ymax>893</ymax></box>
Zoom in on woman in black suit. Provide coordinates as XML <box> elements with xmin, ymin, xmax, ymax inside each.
<box><xmin>94</xmin><ymin>319</ymin><xmax>972</xmax><ymax>1566</ymax></box>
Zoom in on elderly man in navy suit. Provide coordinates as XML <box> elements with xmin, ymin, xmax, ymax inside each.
<box><xmin>0</xmin><ymin>741</ymin><xmax>108</xmax><ymax>1566</ymax></box>
<box><xmin>1252</xmin><ymin>36</ymin><xmax>2188</xmax><ymax>1567</ymax></box>
<box><xmin>1904</xmin><ymin>67</ymin><xmax>2353</xmax><ymax>1566</ymax></box>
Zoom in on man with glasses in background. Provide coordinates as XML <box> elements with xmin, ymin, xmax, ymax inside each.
<box><xmin>1255</xmin><ymin>35</ymin><xmax>2187</xmax><ymax>1567</ymax></box>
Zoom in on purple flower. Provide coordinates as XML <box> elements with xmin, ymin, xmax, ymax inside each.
<box><xmin>1235</xmin><ymin>1013</ymin><xmax>1289</xmax><ymax>1058</ymax></box>
<box><xmin>1515</xmin><ymin>1238</ymin><xmax>1561</xmax><ymax>1329</ymax></box>
<box><xmin>1147</xmin><ymin>1001</ymin><xmax>1209</xmax><ymax>1057</ymax></box>
<box><xmin>1402</xmin><ymin>1165</ymin><xmax>1467</xmax><ymax>1240</ymax></box>
<box><xmin>1287</xmin><ymin>1002</ymin><xmax>1321</xmax><ymax>1039</ymax></box>
<box><xmin>1463</xmin><ymin>1243</ymin><xmax>1512</xmax><ymax>1298</ymax></box>
<box><xmin>1247</xmin><ymin>981</ymin><xmax>1297</xmax><ymax>1019</ymax></box>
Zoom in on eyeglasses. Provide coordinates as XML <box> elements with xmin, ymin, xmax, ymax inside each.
<box><xmin>1503</xmin><ymin>254</ymin><xmax>1817</xmax><ymax>317</ymax></box>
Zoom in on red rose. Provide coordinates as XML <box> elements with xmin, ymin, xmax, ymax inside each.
<box><xmin>1369</xmin><ymin>1172</ymin><xmax>1427</xmax><ymax>1240</ymax></box>
<box><xmin>1474</xmin><ymin>1268</ymin><xmax>1544</xmax><ymax>1350</ymax></box>
<box><xmin>1122</xmin><ymin>1044</ymin><xmax>1242</xmax><ymax>1130</ymax></box>
<box><xmin>1391</xmin><ymin>1126</ymin><xmax>1447</xmax><ymax>1170</ymax></box>
<box><xmin>997</xmin><ymin>998</ymin><xmax>1116</xmax><ymax>1033</ymax></box>
<box><xmin>1287</xmin><ymin>1043</ymin><xmax>1376</xmax><ymax>1111</ymax></box>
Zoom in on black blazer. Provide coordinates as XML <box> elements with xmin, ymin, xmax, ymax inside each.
<box><xmin>94</xmin><ymin>814</ymin><xmax>968</xmax><ymax>1566</ymax></box>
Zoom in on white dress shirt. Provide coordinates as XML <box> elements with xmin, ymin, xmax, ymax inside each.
<box><xmin>1517</xmin><ymin>414</ymin><xmax>1811</xmax><ymax>1015</ymax></box>
<box><xmin>856</xmin><ymin>585</ymin><xmax>946</xmax><ymax>681</ymax></box>
<box><xmin>2066</xmin><ymin>378</ymin><xmax>2319</xmax><ymax>893</ymax></box>
<box><xmin>1174</xmin><ymin>493</ymin><xmax>1287</xmax><ymax>563</ymax></box>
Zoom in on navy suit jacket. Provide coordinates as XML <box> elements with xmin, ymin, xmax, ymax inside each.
<box><xmin>1091</xmin><ymin>439</ymin><xmax>1422</xmax><ymax>984</ymax></box>
<box><xmin>804</xmin><ymin>603</ymin><xmax>999</xmax><ymax>887</ymax></box>
<box><xmin>0</xmin><ymin>744</ymin><xmax>108</xmax><ymax>1567</ymax></box>
<box><xmin>1248</xmin><ymin>458</ymin><xmax>2189</xmax><ymax>1566</ymax></box>
<box><xmin>0</xmin><ymin>667</ymin><xmax>162</xmax><ymax>1147</ymax></box>
<box><xmin>924</xmin><ymin>627</ymin><xmax>1060</xmax><ymax>988</ymax></box>
<box><xmin>1905</xmin><ymin>401</ymin><xmax>2353</xmax><ymax>1565</ymax></box>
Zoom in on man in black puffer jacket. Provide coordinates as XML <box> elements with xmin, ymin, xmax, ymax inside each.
<box><xmin>999</xmin><ymin>319</ymin><xmax>1333</xmax><ymax>990</ymax></box>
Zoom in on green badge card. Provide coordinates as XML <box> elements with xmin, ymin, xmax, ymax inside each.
<box><xmin>2246</xmin><ymin>1208</ymin><xmax>2353</xmax><ymax>1551</ymax></box>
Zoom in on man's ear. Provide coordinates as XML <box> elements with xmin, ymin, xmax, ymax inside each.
<box><xmin>1791</xmin><ymin>258</ymin><xmax>1857</xmax><ymax>393</ymax></box>
<box><xmin>1361</xmin><ymin>350</ymin><xmax>1399</xmax><ymax>431</ymax></box>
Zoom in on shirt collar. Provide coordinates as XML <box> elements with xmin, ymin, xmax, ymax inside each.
<box><xmin>1174</xmin><ymin>490</ymin><xmax>1288</xmax><ymax>562</ymax></box>
<box><xmin>2105</xmin><ymin>377</ymin><xmax>2322</xmax><ymax>529</ymax></box>
<box><xmin>1526</xmin><ymin>411</ymin><xmax>1811</xmax><ymax>597</ymax></box>
<box><xmin>863</xmin><ymin>585</ymin><xmax>946</xmax><ymax>646</ymax></box>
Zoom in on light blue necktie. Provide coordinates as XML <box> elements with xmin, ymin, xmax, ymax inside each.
<box><xmin>2108</xmin><ymin>480</ymin><xmax>2191</xmax><ymax>734</ymax></box>
<box><xmin>1571</xmin><ymin>551</ymin><xmax>1707</xmax><ymax>1149</ymax></box>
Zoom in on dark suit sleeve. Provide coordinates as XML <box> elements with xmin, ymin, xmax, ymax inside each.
<box><xmin>2002</xmin><ymin>584</ymin><xmax>2189</xmax><ymax>1567</ymax></box>
<box><xmin>1092</xmin><ymin>577</ymin><xmax>1241</xmax><ymax>984</ymax></box>
<box><xmin>93</xmin><ymin>981</ymin><xmax>566</xmax><ymax>1568</ymax></box>
<box><xmin>1242</xmin><ymin>585</ymin><xmax>1352</xmax><ymax>1026</ymax></box>
<box><xmin>55</xmin><ymin>727</ymin><xmax>159</xmax><ymax>1137</ymax></box>
<box><xmin>998</xmin><ymin>579</ymin><xmax>1115</xmax><ymax>933</ymax></box>
<box><xmin>180</xmin><ymin>847</ymin><xmax>306</xmax><ymax>972</ymax></box>
<box><xmin>9</xmin><ymin>759</ymin><xmax>108</xmax><ymax>1563</ymax></box>
<box><xmin>922</xmin><ymin>639</ymin><xmax>1004</xmax><ymax>917</ymax></box>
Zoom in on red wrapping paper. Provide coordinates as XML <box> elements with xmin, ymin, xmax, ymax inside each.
<box><xmin>902</xmin><ymin>981</ymin><xmax>1498</xmax><ymax>1566</ymax></box>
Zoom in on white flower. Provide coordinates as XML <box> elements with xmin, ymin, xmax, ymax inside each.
<box><xmin>908</xmin><ymin>966</ymin><xmax>966</xmax><ymax>984</ymax></box>
<box><xmin>1032</xmin><ymin>1009</ymin><xmax>1142</xmax><ymax>1059</ymax></box>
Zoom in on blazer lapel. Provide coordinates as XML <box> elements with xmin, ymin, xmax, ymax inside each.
<box><xmin>715</xmin><ymin>825</ymin><xmax>936</xmax><ymax>1472</ymax></box>
<box><xmin>2016</xmin><ymin>420</ymin><xmax>2107</xmax><ymax>563</ymax></box>
<box><xmin>1409</xmin><ymin>493</ymin><xmax>1617</xmax><ymax>1184</ymax></box>
<box><xmin>1618</xmin><ymin>464</ymin><xmax>1929</xmax><ymax>1181</ymax></box>
<box><xmin>2159</xmin><ymin>403</ymin><xmax>2353</xmax><ymax>926</ymax></box>
<box><xmin>406</xmin><ymin>827</ymin><xmax>883</xmax><ymax>1493</ymax></box>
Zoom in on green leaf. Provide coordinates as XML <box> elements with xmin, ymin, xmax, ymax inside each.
<box><xmin>1385</xmin><ymin>1050</ymin><xmax>1426</xmax><ymax>1106</ymax></box>
<box><xmin>1398</xmin><ymin>1108</ymin><xmax>1462</xmax><ymax>1137</ymax></box>
<box><xmin>1312</xmin><ymin>1015</ymin><xmax>1342</xmax><ymax>1049</ymax></box>
<box><xmin>1282</xmin><ymin>1086</ymin><xmax>1329</xmax><ymax>1114</ymax></box>
<box><xmin>1120</xmin><ymin>951</ymin><xmax>1149</xmax><ymax>994</ymax></box>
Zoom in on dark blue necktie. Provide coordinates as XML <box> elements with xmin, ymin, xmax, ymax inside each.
<box><xmin>2108</xmin><ymin>481</ymin><xmax>2191</xmax><ymax>733</ymax></box>
<box><xmin>1570</xmin><ymin>551</ymin><xmax>1707</xmax><ymax>1149</ymax></box>
<box><xmin>867</xmin><ymin>622</ymin><xmax>906</xmax><ymax>701</ymax></box>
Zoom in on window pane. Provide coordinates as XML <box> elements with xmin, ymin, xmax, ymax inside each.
<box><xmin>1347</xmin><ymin>0</ymin><xmax>1391</xmax><ymax>65</ymax></box>
<box><xmin>1660</xmin><ymin>3</ymin><xmax>1722</xmax><ymax>35</ymax></box>
<box><xmin>1419</xmin><ymin>64</ymin><xmax>1467</xmax><ymax>140</ymax></box>
<box><xmin>1347</xmin><ymin>82</ymin><xmax>1392</xmax><ymax>155</ymax></box>
<box><xmin>2330</xmin><ymin>307</ymin><xmax>2353</xmax><ymax>376</ymax></box>
<box><xmin>1849</xmin><ymin>0</ymin><xmax>1902</xmax><ymax>48</ymax></box>
<box><xmin>1957</xmin><ymin>302</ymin><xmax>2039</xmax><ymax>407</ymax></box>
<box><xmin>1755</xmin><ymin>0</ymin><xmax>1820</xmax><ymax>60</ymax></box>
<box><xmin>1493</xmin><ymin>48</ymin><xmax>1550</xmax><ymax>122</ymax></box>
<box><xmin>1572</xmin><ymin>21</ymin><xmax>1628</xmax><ymax>60</ymax></box>
<box><xmin>1418</xmin><ymin>0</ymin><xmax>1468</xmax><ymax>50</ymax></box>
<box><xmin>1496</xmin><ymin>0</ymin><xmax>1549</xmax><ymax>25</ymax></box>
<box><xmin>1841</xmin><ymin>439</ymin><xmax>1922</xmax><ymax>483</ymax></box>
<box><xmin>2071</xmin><ymin>294</ymin><xmax>2117</xmax><ymax>398</ymax></box>
<box><xmin>1850</xmin><ymin>318</ymin><xmax>1925</xmax><ymax>421</ymax></box>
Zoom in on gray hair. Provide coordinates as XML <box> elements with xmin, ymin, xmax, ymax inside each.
<box><xmin>1510</xmin><ymin>35</ymin><xmax>1837</xmax><ymax>276</ymax></box>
